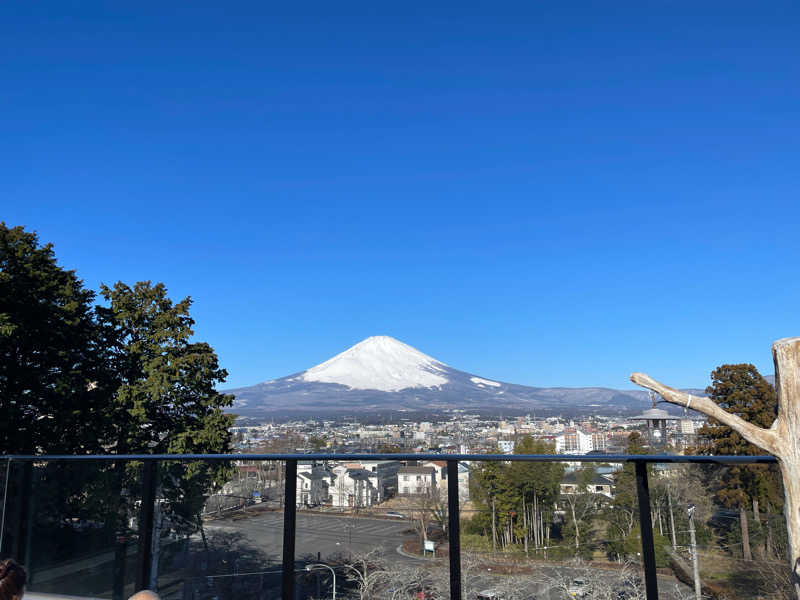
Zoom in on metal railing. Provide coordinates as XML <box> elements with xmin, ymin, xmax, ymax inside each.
<box><xmin>1</xmin><ymin>452</ymin><xmax>779</xmax><ymax>600</ymax></box>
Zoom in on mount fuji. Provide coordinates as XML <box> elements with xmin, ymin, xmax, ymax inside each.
<box><xmin>226</xmin><ymin>336</ymin><xmax>663</xmax><ymax>418</ymax></box>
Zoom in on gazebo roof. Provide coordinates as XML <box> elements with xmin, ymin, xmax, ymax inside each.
<box><xmin>630</xmin><ymin>407</ymin><xmax>681</xmax><ymax>421</ymax></box>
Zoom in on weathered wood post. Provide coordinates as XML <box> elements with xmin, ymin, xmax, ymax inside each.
<box><xmin>631</xmin><ymin>336</ymin><xmax>800</xmax><ymax>600</ymax></box>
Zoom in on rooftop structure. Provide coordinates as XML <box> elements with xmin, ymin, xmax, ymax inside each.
<box><xmin>630</xmin><ymin>393</ymin><xmax>681</xmax><ymax>447</ymax></box>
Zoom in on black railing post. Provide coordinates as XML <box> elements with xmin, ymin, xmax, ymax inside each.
<box><xmin>135</xmin><ymin>460</ymin><xmax>158</xmax><ymax>591</ymax></box>
<box><xmin>282</xmin><ymin>459</ymin><xmax>297</xmax><ymax>600</ymax></box>
<box><xmin>635</xmin><ymin>460</ymin><xmax>658</xmax><ymax>600</ymax></box>
<box><xmin>12</xmin><ymin>462</ymin><xmax>33</xmax><ymax>565</ymax></box>
<box><xmin>447</xmin><ymin>460</ymin><xmax>462</xmax><ymax>600</ymax></box>
<box><xmin>0</xmin><ymin>459</ymin><xmax>11</xmax><ymax>556</ymax></box>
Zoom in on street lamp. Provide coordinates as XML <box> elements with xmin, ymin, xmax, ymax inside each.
<box><xmin>306</xmin><ymin>563</ymin><xmax>336</xmax><ymax>600</ymax></box>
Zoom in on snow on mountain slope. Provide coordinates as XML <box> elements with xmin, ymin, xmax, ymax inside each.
<box><xmin>301</xmin><ymin>335</ymin><xmax>449</xmax><ymax>391</ymax></box>
<box><xmin>225</xmin><ymin>335</ymin><xmax>677</xmax><ymax>417</ymax></box>
<box><xmin>470</xmin><ymin>376</ymin><xmax>501</xmax><ymax>387</ymax></box>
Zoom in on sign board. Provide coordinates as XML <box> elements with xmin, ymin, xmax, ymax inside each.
<box><xmin>424</xmin><ymin>540</ymin><xmax>435</xmax><ymax>551</ymax></box>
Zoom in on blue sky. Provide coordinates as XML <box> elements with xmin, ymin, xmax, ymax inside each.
<box><xmin>3</xmin><ymin>2</ymin><xmax>799</xmax><ymax>390</ymax></box>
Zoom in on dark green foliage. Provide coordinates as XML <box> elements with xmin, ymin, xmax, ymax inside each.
<box><xmin>96</xmin><ymin>281</ymin><xmax>234</xmax><ymax>534</ymax></box>
<box><xmin>0</xmin><ymin>223</ymin><xmax>106</xmax><ymax>454</ymax></box>
<box><xmin>694</xmin><ymin>364</ymin><xmax>784</xmax><ymax>561</ymax></box>
<box><xmin>468</xmin><ymin>436</ymin><xmax>564</xmax><ymax>553</ymax></box>
<box><xmin>1</xmin><ymin>225</ymin><xmax>235</xmax><ymax>545</ymax></box>
<box><xmin>96</xmin><ymin>281</ymin><xmax>233</xmax><ymax>456</ymax></box>
<box><xmin>607</xmin><ymin>524</ymin><xmax>670</xmax><ymax>568</ymax></box>
<box><xmin>698</xmin><ymin>364</ymin><xmax>782</xmax><ymax>510</ymax></box>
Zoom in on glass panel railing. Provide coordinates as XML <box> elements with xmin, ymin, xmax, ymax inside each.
<box><xmin>292</xmin><ymin>458</ymin><xmax>422</xmax><ymax>599</ymax></box>
<box><xmin>0</xmin><ymin>459</ymin><xmax>15</xmax><ymax>560</ymax></box>
<box><xmin>461</xmin><ymin>458</ymin><xmax>712</xmax><ymax>600</ymax></box>
<box><xmin>2</xmin><ymin>454</ymin><xmax>788</xmax><ymax>600</ymax></box>
<box><xmin>646</xmin><ymin>461</ymin><xmax>792</xmax><ymax>600</ymax></box>
<box><xmin>170</xmin><ymin>459</ymin><xmax>284</xmax><ymax>600</ymax></box>
<box><xmin>18</xmin><ymin>459</ymin><xmax>143</xmax><ymax>599</ymax></box>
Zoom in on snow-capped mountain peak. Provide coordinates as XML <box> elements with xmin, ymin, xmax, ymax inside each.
<box><xmin>301</xmin><ymin>335</ymin><xmax>449</xmax><ymax>391</ymax></box>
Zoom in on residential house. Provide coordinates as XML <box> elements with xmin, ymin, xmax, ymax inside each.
<box><xmin>559</xmin><ymin>470</ymin><xmax>615</xmax><ymax>499</ymax></box>
<box><xmin>359</xmin><ymin>460</ymin><xmax>403</xmax><ymax>501</ymax></box>
<box><xmin>398</xmin><ymin>466</ymin><xmax>436</xmax><ymax>495</ymax></box>
<box><xmin>296</xmin><ymin>467</ymin><xmax>330</xmax><ymax>507</ymax></box>
<box><xmin>329</xmin><ymin>464</ymin><xmax>378</xmax><ymax>508</ymax></box>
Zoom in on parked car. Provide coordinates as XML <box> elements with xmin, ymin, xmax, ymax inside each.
<box><xmin>568</xmin><ymin>578</ymin><xmax>591</xmax><ymax>598</ymax></box>
<box><xmin>385</xmin><ymin>511</ymin><xmax>405</xmax><ymax>518</ymax></box>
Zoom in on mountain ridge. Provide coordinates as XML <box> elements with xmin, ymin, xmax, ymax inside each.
<box><xmin>226</xmin><ymin>336</ymin><xmax>702</xmax><ymax>418</ymax></box>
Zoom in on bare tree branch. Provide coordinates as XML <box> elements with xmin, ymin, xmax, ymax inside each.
<box><xmin>630</xmin><ymin>372</ymin><xmax>780</xmax><ymax>456</ymax></box>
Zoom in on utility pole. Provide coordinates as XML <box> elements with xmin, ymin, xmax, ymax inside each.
<box><xmin>688</xmin><ymin>504</ymin><xmax>702</xmax><ymax>600</ymax></box>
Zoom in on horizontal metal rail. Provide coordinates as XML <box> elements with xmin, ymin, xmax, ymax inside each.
<box><xmin>0</xmin><ymin>452</ymin><xmax>779</xmax><ymax>463</ymax></box>
<box><xmin>1</xmin><ymin>452</ymin><xmax>778</xmax><ymax>600</ymax></box>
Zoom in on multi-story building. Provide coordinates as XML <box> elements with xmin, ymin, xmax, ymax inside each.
<box><xmin>497</xmin><ymin>440</ymin><xmax>515</xmax><ymax>454</ymax></box>
<box><xmin>555</xmin><ymin>428</ymin><xmax>594</xmax><ymax>454</ymax></box>
<box><xmin>591</xmin><ymin>432</ymin><xmax>607</xmax><ymax>452</ymax></box>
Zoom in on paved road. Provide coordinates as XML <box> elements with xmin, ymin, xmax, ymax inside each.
<box><xmin>207</xmin><ymin>510</ymin><xmax>413</xmax><ymax>562</ymax></box>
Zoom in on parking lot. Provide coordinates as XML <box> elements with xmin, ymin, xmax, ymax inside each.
<box><xmin>207</xmin><ymin>510</ymin><xmax>413</xmax><ymax>561</ymax></box>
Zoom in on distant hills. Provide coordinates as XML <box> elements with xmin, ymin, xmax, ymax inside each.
<box><xmin>226</xmin><ymin>336</ymin><xmax>703</xmax><ymax>419</ymax></box>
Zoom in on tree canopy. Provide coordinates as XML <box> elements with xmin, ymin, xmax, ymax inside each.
<box><xmin>0</xmin><ymin>223</ymin><xmax>106</xmax><ymax>454</ymax></box>
<box><xmin>0</xmin><ymin>224</ymin><xmax>235</xmax><ymax>559</ymax></box>
<box><xmin>698</xmin><ymin>364</ymin><xmax>781</xmax><ymax>511</ymax></box>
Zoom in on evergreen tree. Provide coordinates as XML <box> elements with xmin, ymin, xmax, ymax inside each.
<box><xmin>0</xmin><ymin>226</ymin><xmax>235</xmax><ymax>589</ymax></box>
<box><xmin>698</xmin><ymin>364</ymin><xmax>782</xmax><ymax>560</ymax></box>
<box><xmin>0</xmin><ymin>223</ymin><xmax>106</xmax><ymax>454</ymax></box>
<box><xmin>96</xmin><ymin>281</ymin><xmax>234</xmax><ymax>596</ymax></box>
<box><xmin>96</xmin><ymin>281</ymin><xmax>234</xmax><ymax>530</ymax></box>
<box><xmin>468</xmin><ymin>437</ymin><xmax>563</xmax><ymax>554</ymax></box>
<box><xmin>509</xmin><ymin>436</ymin><xmax>563</xmax><ymax>554</ymax></box>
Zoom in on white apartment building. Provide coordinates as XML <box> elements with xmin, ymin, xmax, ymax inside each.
<box><xmin>497</xmin><ymin>440</ymin><xmax>515</xmax><ymax>454</ymax></box>
<box><xmin>555</xmin><ymin>428</ymin><xmax>594</xmax><ymax>455</ymax></box>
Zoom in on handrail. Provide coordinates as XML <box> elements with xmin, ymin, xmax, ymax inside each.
<box><xmin>1</xmin><ymin>452</ymin><xmax>778</xmax><ymax>600</ymax></box>
<box><xmin>0</xmin><ymin>452</ymin><xmax>779</xmax><ymax>463</ymax></box>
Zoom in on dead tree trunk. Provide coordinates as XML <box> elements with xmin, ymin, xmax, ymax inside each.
<box><xmin>740</xmin><ymin>504</ymin><xmax>752</xmax><ymax>561</ymax></box>
<box><xmin>767</xmin><ymin>501</ymin><xmax>775</xmax><ymax>557</ymax></box>
<box><xmin>631</xmin><ymin>336</ymin><xmax>800</xmax><ymax>600</ymax></box>
<box><xmin>668</xmin><ymin>484</ymin><xmax>677</xmax><ymax>550</ymax></box>
<box><xmin>491</xmin><ymin>496</ymin><xmax>497</xmax><ymax>552</ymax></box>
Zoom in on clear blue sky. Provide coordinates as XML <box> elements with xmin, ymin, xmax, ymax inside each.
<box><xmin>3</xmin><ymin>2</ymin><xmax>799</xmax><ymax>390</ymax></box>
